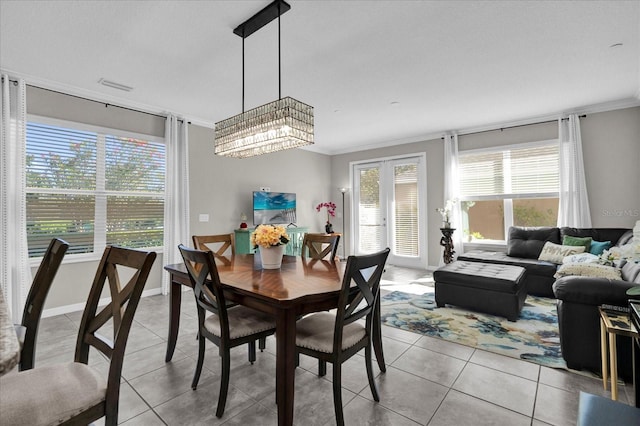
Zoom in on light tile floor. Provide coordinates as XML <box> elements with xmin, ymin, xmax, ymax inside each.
<box><xmin>28</xmin><ymin>265</ymin><xmax>635</xmax><ymax>425</ymax></box>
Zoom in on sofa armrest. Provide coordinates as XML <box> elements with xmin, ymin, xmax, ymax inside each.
<box><xmin>553</xmin><ymin>276</ymin><xmax>639</xmax><ymax>306</ymax></box>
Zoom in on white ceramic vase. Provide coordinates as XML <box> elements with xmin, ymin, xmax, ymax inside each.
<box><xmin>259</xmin><ymin>244</ymin><xmax>285</xmax><ymax>269</ymax></box>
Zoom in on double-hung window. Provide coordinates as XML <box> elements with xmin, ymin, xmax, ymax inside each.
<box><xmin>25</xmin><ymin>117</ymin><xmax>165</xmax><ymax>259</ymax></box>
<box><xmin>458</xmin><ymin>141</ymin><xmax>559</xmax><ymax>242</ymax></box>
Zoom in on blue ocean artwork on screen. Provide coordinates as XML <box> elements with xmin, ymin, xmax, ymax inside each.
<box><xmin>253</xmin><ymin>192</ymin><xmax>297</xmax><ymax>225</ymax></box>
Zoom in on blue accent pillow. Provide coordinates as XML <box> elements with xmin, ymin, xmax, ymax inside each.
<box><xmin>589</xmin><ymin>240</ymin><xmax>611</xmax><ymax>255</ymax></box>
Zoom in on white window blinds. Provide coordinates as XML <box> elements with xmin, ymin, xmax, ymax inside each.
<box><xmin>393</xmin><ymin>163</ymin><xmax>419</xmax><ymax>257</ymax></box>
<box><xmin>26</xmin><ymin>120</ymin><xmax>165</xmax><ymax>257</ymax></box>
<box><xmin>459</xmin><ymin>144</ymin><xmax>559</xmax><ymax>200</ymax></box>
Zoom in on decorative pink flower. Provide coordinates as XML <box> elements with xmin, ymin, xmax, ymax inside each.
<box><xmin>316</xmin><ymin>202</ymin><xmax>336</xmax><ymax>222</ymax></box>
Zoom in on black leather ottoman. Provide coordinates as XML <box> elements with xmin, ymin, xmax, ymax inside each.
<box><xmin>434</xmin><ymin>261</ymin><xmax>527</xmax><ymax>321</ymax></box>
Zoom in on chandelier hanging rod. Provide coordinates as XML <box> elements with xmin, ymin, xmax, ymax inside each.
<box><xmin>233</xmin><ymin>0</ymin><xmax>290</xmax><ymax>38</ymax></box>
<box><xmin>234</xmin><ymin>0</ymin><xmax>290</xmax><ymax>112</ymax></box>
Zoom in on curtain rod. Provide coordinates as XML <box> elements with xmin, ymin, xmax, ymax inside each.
<box><xmin>441</xmin><ymin>115</ymin><xmax>587</xmax><ymax>139</ymax></box>
<box><xmin>2</xmin><ymin>76</ymin><xmax>187</xmax><ymax>123</ymax></box>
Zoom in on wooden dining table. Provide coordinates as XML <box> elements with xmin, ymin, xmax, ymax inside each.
<box><xmin>164</xmin><ymin>253</ymin><xmax>386</xmax><ymax>426</ymax></box>
<box><xmin>0</xmin><ymin>291</ymin><xmax>20</xmax><ymax>376</ymax></box>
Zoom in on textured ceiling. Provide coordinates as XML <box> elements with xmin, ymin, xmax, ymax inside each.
<box><xmin>1</xmin><ymin>0</ymin><xmax>639</xmax><ymax>154</ymax></box>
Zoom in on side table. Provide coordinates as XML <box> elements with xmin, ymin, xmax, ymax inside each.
<box><xmin>439</xmin><ymin>227</ymin><xmax>456</xmax><ymax>264</ymax></box>
<box><xmin>599</xmin><ymin>306</ymin><xmax>639</xmax><ymax>401</ymax></box>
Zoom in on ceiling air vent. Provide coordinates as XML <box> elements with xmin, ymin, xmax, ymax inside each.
<box><xmin>98</xmin><ymin>78</ymin><xmax>133</xmax><ymax>92</ymax></box>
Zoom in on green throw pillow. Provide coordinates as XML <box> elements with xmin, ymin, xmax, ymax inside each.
<box><xmin>589</xmin><ymin>240</ymin><xmax>612</xmax><ymax>255</ymax></box>
<box><xmin>562</xmin><ymin>235</ymin><xmax>592</xmax><ymax>252</ymax></box>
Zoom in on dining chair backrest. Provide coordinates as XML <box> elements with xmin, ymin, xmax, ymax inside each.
<box><xmin>333</xmin><ymin>248</ymin><xmax>390</xmax><ymax>351</ymax></box>
<box><xmin>178</xmin><ymin>244</ymin><xmax>229</xmax><ymax>335</ymax></box>
<box><xmin>75</xmin><ymin>246</ymin><xmax>156</xmax><ymax>421</ymax></box>
<box><xmin>19</xmin><ymin>238</ymin><xmax>69</xmax><ymax>371</ymax></box>
<box><xmin>301</xmin><ymin>233</ymin><xmax>340</xmax><ymax>260</ymax></box>
<box><xmin>192</xmin><ymin>234</ymin><xmax>235</xmax><ymax>260</ymax></box>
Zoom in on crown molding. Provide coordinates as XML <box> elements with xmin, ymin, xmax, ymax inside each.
<box><xmin>0</xmin><ymin>68</ymin><xmax>216</xmax><ymax>128</ymax></box>
<box><xmin>4</xmin><ymin>68</ymin><xmax>638</xmax><ymax>155</ymax></box>
<box><xmin>327</xmin><ymin>97</ymin><xmax>640</xmax><ymax>156</ymax></box>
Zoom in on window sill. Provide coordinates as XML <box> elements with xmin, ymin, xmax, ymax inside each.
<box><xmin>29</xmin><ymin>246</ymin><xmax>165</xmax><ymax>267</ymax></box>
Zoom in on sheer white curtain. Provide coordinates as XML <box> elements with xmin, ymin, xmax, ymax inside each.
<box><xmin>162</xmin><ymin>115</ymin><xmax>190</xmax><ymax>295</ymax></box>
<box><xmin>558</xmin><ymin>114</ymin><xmax>591</xmax><ymax>228</ymax></box>
<box><xmin>0</xmin><ymin>75</ymin><xmax>32</xmax><ymax>322</ymax></box>
<box><xmin>443</xmin><ymin>133</ymin><xmax>463</xmax><ymax>263</ymax></box>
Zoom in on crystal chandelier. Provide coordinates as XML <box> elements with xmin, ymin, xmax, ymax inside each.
<box><xmin>214</xmin><ymin>0</ymin><xmax>314</xmax><ymax>158</ymax></box>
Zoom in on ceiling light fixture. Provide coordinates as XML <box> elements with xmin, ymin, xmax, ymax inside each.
<box><xmin>214</xmin><ymin>0</ymin><xmax>314</xmax><ymax>158</ymax></box>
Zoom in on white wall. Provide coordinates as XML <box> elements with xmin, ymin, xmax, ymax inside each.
<box><xmin>331</xmin><ymin>106</ymin><xmax>640</xmax><ymax>268</ymax></box>
<box><xmin>23</xmin><ymin>84</ymin><xmax>640</xmax><ymax>310</ymax></box>
<box><xmin>188</xmin><ymin>124</ymin><xmax>333</xmax><ymax>236</ymax></box>
<box><xmin>579</xmin><ymin>108</ymin><xmax>640</xmax><ymax>226</ymax></box>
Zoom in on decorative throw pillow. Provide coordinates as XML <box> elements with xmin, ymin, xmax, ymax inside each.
<box><xmin>562</xmin><ymin>235</ymin><xmax>592</xmax><ymax>252</ymax></box>
<box><xmin>562</xmin><ymin>253</ymin><xmax>600</xmax><ymax>264</ymax></box>
<box><xmin>554</xmin><ymin>263</ymin><xmax>622</xmax><ymax>280</ymax></box>
<box><xmin>538</xmin><ymin>242</ymin><xmax>585</xmax><ymax>264</ymax></box>
<box><xmin>589</xmin><ymin>240</ymin><xmax>612</xmax><ymax>255</ymax></box>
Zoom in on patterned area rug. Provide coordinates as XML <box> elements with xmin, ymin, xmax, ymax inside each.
<box><xmin>380</xmin><ymin>289</ymin><xmax>566</xmax><ymax>369</ymax></box>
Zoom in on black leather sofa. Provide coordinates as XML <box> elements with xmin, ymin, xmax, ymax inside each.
<box><xmin>553</xmin><ymin>252</ymin><xmax>640</xmax><ymax>379</ymax></box>
<box><xmin>458</xmin><ymin>225</ymin><xmax>638</xmax><ymax>378</ymax></box>
<box><xmin>458</xmin><ymin>226</ymin><xmax>561</xmax><ymax>297</ymax></box>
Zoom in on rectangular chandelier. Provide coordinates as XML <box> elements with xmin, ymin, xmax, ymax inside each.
<box><xmin>213</xmin><ymin>1</ymin><xmax>314</xmax><ymax>159</ymax></box>
<box><xmin>214</xmin><ymin>97</ymin><xmax>313</xmax><ymax>158</ymax></box>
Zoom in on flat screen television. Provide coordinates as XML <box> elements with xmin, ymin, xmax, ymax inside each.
<box><xmin>253</xmin><ymin>191</ymin><xmax>297</xmax><ymax>225</ymax></box>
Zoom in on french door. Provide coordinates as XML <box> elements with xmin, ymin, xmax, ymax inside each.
<box><xmin>352</xmin><ymin>154</ymin><xmax>426</xmax><ymax>268</ymax></box>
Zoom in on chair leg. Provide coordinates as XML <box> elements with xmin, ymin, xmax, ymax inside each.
<box><xmin>104</xmin><ymin>401</ymin><xmax>118</xmax><ymax>426</ymax></box>
<box><xmin>217</xmin><ymin>349</ymin><xmax>231</xmax><ymax>418</ymax></box>
<box><xmin>259</xmin><ymin>336</ymin><xmax>266</xmax><ymax>352</ymax></box>
<box><xmin>248</xmin><ymin>340</ymin><xmax>256</xmax><ymax>364</ymax></box>
<box><xmin>191</xmin><ymin>332</ymin><xmax>206</xmax><ymax>390</ymax></box>
<box><xmin>373</xmin><ymin>301</ymin><xmax>386</xmax><ymax>373</ymax></box>
<box><xmin>318</xmin><ymin>359</ymin><xmax>327</xmax><ymax>377</ymax></box>
<box><xmin>332</xmin><ymin>363</ymin><xmax>345</xmax><ymax>426</ymax></box>
<box><xmin>365</xmin><ymin>342</ymin><xmax>379</xmax><ymax>402</ymax></box>
<box><xmin>104</xmin><ymin>413</ymin><xmax>117</xmax><ymax>426</ymax></box>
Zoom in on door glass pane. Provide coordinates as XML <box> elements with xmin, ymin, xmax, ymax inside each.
<box><xmin>358</xmin><ymin>167</ymin><xmax>382</xmax><ymax>253</ymax></box>
<box><xmin>462</xmin><ymin>200</ymin><xmax>505</xmax><ymax>241</ymax></box>
<box><xmin>393</xmin><ymin>164</ymin><xmax>418</xmax><ymax>256</ymax></box>
<box><xmin>513</xmin><ymin>198</ymin><xmax>558</xmax><ymax>227</ymax></box>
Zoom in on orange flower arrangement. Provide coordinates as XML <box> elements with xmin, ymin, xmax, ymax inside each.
<box><xmin>251</xmin><ymin>224</ymin><xmax>290</xmax><ymax>248</ymax></box>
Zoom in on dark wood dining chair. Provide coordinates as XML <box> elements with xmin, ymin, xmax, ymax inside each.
<box><xmin>178</xmin><ymin>244</ymin><xmax>276</xmax><ymax>418</ymax></box>
<box><xmin>295</xmin><ymin>247</ymin><xmax>390</xmax><ymax>426</ymax></box>
<box><xmin>192</xmin><ymin>233</ymin><xmax>266</xmax><ymax>354</ymax></box>
<box><xmin>192</xmin><ymin>233</ymin><xmax>235</xmax><ymax>258</ymax></box>
<box><xmin>0</xmin><ymin>246</ymin><xmax>156</xmax><ymax>426</ymax></box>
<box><xmin>17</xmin><ymin>237</ymin><xmax>69</xmax><ymax>371</ymax></box>
<box><xmin>301</xmin><ymin>233</ymin><xmax>340</xmax><ymax>260</ymax></box>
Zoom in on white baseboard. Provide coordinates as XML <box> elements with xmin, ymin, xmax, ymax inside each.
<box><xmin>42</xmin><ymin>287</ymin><xmax>163</xmax><ymax>318</ymax></box>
